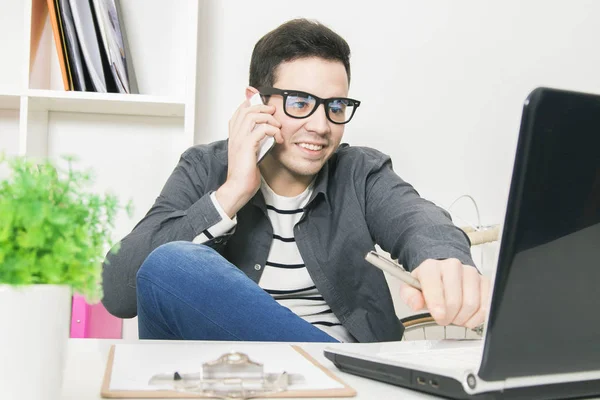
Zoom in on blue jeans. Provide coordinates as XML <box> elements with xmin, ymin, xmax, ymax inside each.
<box><xmin>136</xmin><ymin>241</ymin><xmax>339</xmax><ymax>342</ymax></box>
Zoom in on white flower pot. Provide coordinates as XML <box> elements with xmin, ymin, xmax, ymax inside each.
<box><xmin>0</xmin><ymin>284</ymin><xmax>72</xmax><ymax>400</ymax></box>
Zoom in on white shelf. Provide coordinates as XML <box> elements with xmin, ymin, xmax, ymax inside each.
<box><xmin>0</xmin><ymin>93</ymin><xmax>21</xmax><ymax>110</ymax></box>
<box><xmin>26</xmin><ymin>90</ymin><xmax>185</xmax><ymax>117</ymax></box>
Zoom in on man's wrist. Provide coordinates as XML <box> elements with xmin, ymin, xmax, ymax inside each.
<box><xmin>215</xmin><ymin>181</ymin><xmax>253</xmax><ymax>218</ymax></box>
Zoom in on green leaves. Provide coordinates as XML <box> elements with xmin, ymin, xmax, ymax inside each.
<box><xmin>0</xmin><ymin>154</ymin><xmax>129</xmax><ymax>303</ymax></box>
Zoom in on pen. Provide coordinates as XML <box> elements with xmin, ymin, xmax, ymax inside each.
<box><xmin>365</xmin><ymin>250</ymin><xmax>485</xmax><ymax>336</ymax></box>
<box><xmin>365</xmin><ymin>251</ymin><xmax>422</xmax><ymax>290</ymax></box>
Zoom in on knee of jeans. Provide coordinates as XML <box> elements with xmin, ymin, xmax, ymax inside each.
<box><xmin>136</xmin><ymin>241</ymin><xmax>229</xmax><ymax>287</ymax></box>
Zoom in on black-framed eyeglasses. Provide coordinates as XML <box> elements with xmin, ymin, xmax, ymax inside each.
<box><xmin>257</xmin><ymin>87</ymin><xmax>361</xmax><ymax>125</ymax></box>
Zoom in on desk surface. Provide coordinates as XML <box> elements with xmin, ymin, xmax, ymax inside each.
<box><xmin>61</xmin><ymin>339</ymin><xmax>440</xmax><ymax>400</ymax></box>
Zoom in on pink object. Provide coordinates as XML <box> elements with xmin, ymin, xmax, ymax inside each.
<box><xmin>70</xmin><ymin>294</ymin><xmax>122</xmax><ymax>338</ymax></box>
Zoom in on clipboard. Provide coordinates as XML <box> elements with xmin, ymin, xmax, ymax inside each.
<box><xmin>101</xmin><ymin>344</ymin><xmax>356</xmax><ymax>398</ymax></box>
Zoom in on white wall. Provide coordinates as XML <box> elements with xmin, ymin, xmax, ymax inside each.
<box><xmin>0</xmin><ymin>0</ymin><xmax>25</xmax><ymax>92</ymax></box>
<box><xmin>195</xmin><ymin>0</ymin><xmax>600</xmax><ymax>256</ymax></box>
<box><xmin>0</xmin><ymin>110</ymin><xmax>20</xmax><ymax>156</ymax></box>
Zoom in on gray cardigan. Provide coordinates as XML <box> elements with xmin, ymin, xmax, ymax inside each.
<box><xmin>101</xmin><ymin>140</ymin><xmax>474</xmax><ymax>342</ymax></box>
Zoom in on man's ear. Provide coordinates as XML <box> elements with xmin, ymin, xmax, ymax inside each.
<box><xmin>245</xmin><ymin>86</ymin><xmax>259</xmax><ymax>100</ymax></box>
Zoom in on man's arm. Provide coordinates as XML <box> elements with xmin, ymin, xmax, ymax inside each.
<box><xmin>364</xmin><ymin>153</ymin><xmax>490</xmax><ymax>328</ymax></box>
<box><xmin>101</xmin><ymin>150</ymin><xmax>233</xmax><ymax>318</ymax></box>
<box><xmin>102</xmin><ymin>92</ymin><xmax>284</xmax><ymax>319</ymax></box>
<box><xmin>365</xmin><ymin>155</ymin><xmax>473</xmax><ymax>269</ymax></box>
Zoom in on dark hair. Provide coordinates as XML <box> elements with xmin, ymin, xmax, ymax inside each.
<box><xmin>249</xmin><ymin>19</ymin><xmax>351</xmax><ymax>89</ymax></box>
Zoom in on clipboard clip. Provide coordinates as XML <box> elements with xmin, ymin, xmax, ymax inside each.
<box><xmin>148</xmin><ymin>351</ymin><xmax>305</xmax><ymax>399</ymax></box>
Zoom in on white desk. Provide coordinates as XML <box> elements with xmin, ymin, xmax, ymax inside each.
<box><xmin>60</xmin><ymin>339</ymin><xmax>440</xmax><ymax>399</ymax></box>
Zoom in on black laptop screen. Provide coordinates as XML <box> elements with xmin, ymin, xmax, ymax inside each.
<box><xmin>517</xmin><ymin>92</ymin><xmax>600</xmax><ymax>250</ymax></box>
<box><xmin>479</xmin><ymin>88</ymin><xmax>600</xmax><ymax>381</ymax></box>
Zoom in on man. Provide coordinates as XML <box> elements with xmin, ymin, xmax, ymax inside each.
<box><xmin>101</xmin><ymin>19</ymin><xmax>490</xmax><ymax>343</ymax></box>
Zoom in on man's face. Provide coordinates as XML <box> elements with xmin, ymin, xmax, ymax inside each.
<box><xmin>263</xmin><ymin>57</ymin><xmax>349</xmax><ymax>180</ymax></box>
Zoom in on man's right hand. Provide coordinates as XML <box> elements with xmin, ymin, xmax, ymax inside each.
<box><xmin>216</xmin><ymin>96</ymin><xmax>283</xmax><ymax>218</ymax></box>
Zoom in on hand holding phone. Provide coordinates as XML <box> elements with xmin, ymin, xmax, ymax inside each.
<box><xmin>249</xmin><ymin>93</ymin><xmax>276</xmax><ymax>163</ymax></box>
<box><xmin>214</xmin><ymin>93</ymin><xmax>280</xmax><ymax>218</ymax></box>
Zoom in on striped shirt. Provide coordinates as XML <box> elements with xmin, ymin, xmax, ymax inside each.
<box><xmin>257</xmin><ymin>178</ymin><xmax>355</xmax><ymax>343</ymax></box>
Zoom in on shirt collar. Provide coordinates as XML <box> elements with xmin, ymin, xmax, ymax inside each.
<box><xmin>306</xmin><ymin>160</ymin><xmax>330</xmax><ymax>208</ymax></box>
<box><xmin>250</xmin><ymin>157</ymin><xmax>332</xmax><ymax>212</ymax></box>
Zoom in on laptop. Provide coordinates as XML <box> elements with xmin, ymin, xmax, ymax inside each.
<box><xmin>324</xmin><ymin>87</ymin><xmax>600</xmax><ymax>399</ymax></box>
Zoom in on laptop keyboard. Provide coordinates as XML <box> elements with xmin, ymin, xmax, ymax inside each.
<box><xmin>377</xmin><ymin>345</ymin><xmax>483</xmax><ymax>370</ymax></box>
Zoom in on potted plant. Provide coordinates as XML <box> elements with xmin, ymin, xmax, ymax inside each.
<box><xmin>0</xmin><ymin>153</ymin><xmax>131</xmax><ymax>400</ymax></box>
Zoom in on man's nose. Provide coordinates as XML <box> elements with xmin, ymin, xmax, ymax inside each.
<box><xmin>305</xmin><ymin>104</ymin><xmax>330</xmax><ymax>134</ymax></box>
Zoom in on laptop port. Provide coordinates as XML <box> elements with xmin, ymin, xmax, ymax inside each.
<box><xmin>430</xmin><ymin>379</ymin><xmax>439</xmax><ymax>388</ymax></box>
<box><xmin>416</xmin><ymin>376</ymin><xmax>426</xmax><ymax>385</ymax></box>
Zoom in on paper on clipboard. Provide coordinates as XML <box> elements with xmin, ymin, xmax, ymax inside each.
<box><xmin>102</xmin><ymin>343</ymin><xmax>355</xmax><ymax>398</ymax></box>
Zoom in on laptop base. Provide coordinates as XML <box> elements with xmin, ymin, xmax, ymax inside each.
<box><xmin>325</xmin><ymin>350</ymin><xmax>600</xmax><ymax>400</ymax></box>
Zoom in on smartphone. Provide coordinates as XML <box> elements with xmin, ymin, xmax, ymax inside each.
<box><xmin>249</xmin><ymin>93</ymin><xmax>276</xmax><ymax>164</ymax></box>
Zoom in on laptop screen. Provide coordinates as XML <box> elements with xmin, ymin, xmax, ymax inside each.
<box><xmin>479</xmin><ymin>88</ymin><xmax>600</xmax><ymax>381</ymax></box>
<box><xmin>518</xmin><ymin>91</ymin><xmax>600</xmax><ymax>249</ymax></box>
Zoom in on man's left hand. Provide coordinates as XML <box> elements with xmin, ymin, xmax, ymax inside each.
<box><xmin>399</xmin><ymin>259</ymin><xmax>491</xmax><ymax>328</ymax></box>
